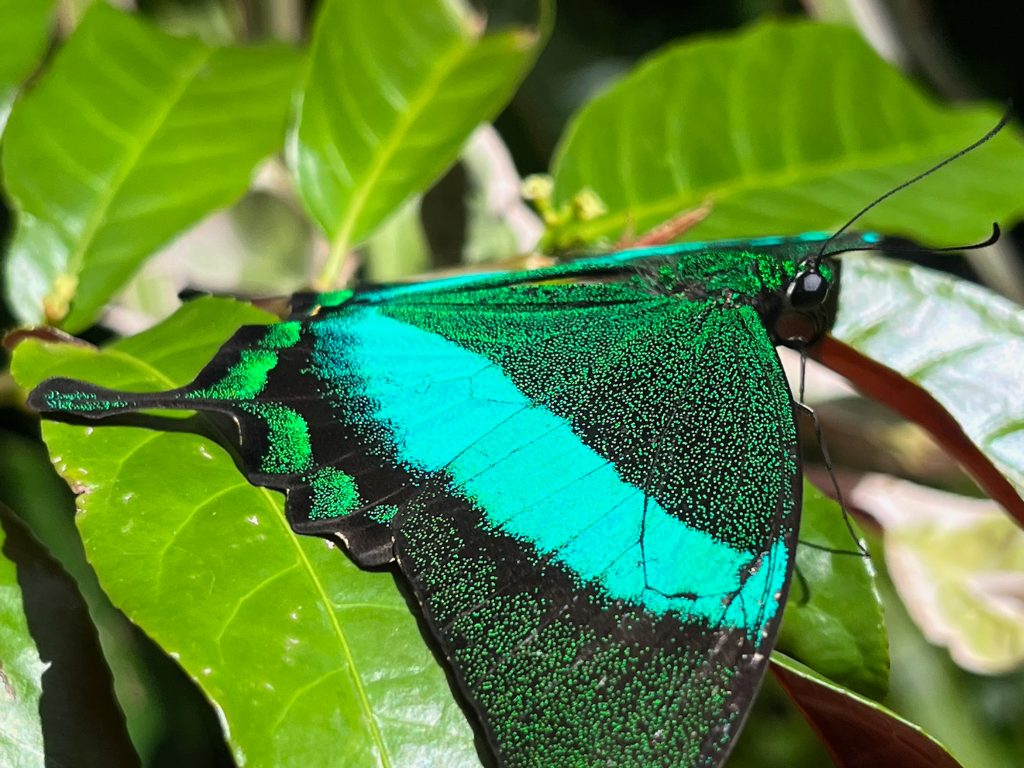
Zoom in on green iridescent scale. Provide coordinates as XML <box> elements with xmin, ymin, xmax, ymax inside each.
<box><xmin>28</xmin><ymin>232</ymin><xmax>871</xmax><ymax>768</ymax></box>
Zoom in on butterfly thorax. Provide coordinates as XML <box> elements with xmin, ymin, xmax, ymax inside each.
<box><xmin>635</xmin><ymin>249</ymin><xmax>840</xmax><ymax>347</ymax></box>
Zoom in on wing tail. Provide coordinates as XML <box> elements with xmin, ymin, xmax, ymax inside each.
<box><xmin>28</xmin><ymin>377</ymin><xmax>193</xmax><ymax>417</ymax></box>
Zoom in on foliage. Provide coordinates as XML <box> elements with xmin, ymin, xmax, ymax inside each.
<box><xmin>1</xmin><ymin>1</ymin><xmax>1022</xmax><ymax>767</ymax></box>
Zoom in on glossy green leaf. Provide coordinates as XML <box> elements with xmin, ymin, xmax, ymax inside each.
<box><xmin>772</xmin><ymin>653</ymin><xmax>964</xmax><ymax>768</ymax></box>
<box><xmin>2</xmin><ymin>3</ymin><xmax>301</xmax><ymax>331</ymax></box>
<box><xmin>551</xmin><ymin>21</ymin><xmax>1024</xmax><ymax>248</ymax></box>
<box><xmin>291</xmin><ymin>0</ymin><xmax>549</xmax><ymax>287</ymax></box>
<box><xmin>832</xmin><ymin>255</ymin><xmax>1024</xmax><ymax>503</ymax></box>
<box><xmin>778</xmin><ymin>481</ymin><xmax>888</xmax><ymax>700</ymax></box>
<box><xmin>0</xmin><ymin>515</ymin><xmax>47</xmax><ymax>768</ymax></box>
<box><xmin>0</xmin><ymin>0</ymin><xmax>56</xmax><ymax>132</ymax></box>
<box><xmin>11</xmin><ymin>298</ymin><xmax>480</xmax><ymax>767</ymax></box>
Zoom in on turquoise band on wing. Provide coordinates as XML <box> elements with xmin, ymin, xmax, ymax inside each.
<box><xmin>312</xmin><ymin>308</ymin><xmax>787</xmax><ymax>639</ymax></box>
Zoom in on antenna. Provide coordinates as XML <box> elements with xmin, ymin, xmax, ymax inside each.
<box><xmin>811</xmin><ymin>107</ymin><xmax>1013</xmax><ymax>268</ymax></box>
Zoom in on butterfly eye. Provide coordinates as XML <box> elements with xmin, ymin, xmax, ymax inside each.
<box><xmin>787</xmin><ymin>268</ymin><xmax>830</xmax><ymax>309</ymax></box>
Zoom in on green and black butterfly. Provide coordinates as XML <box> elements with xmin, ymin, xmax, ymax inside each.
<box><xmin>30</xmin><ymin>229</ymin><xmax>874</xmax><ymax>767</ymax></box>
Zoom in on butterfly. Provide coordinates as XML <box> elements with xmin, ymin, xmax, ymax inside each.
<box><xmin>29</xmin><ymin>229</ymin><xmax>878</xmax><ymax>767</ymax></box>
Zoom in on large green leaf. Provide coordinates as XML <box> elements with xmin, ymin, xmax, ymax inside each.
<box><xmin>2</xmin><ymin>3</ymin><xmax>301</xmax><ymax>332</ymax></box>
<box><xmin>291</xmin><ymin>0</ymin><xmax>549</xmax><ymax>287</ymax></box>
<box><xmin>550</xmin><ymin>21</ymin><xmax>1024</xmax><ymax>248</ymax></box>
<box><xmin>832</xmin><ymin>255</ymin><xmax>1024</xmax><ymax>506</ymax></box>
<box><xmin>778</xmin><ymin>481</ymin><xmax>888</xmax><ymax>700</ymax></box>
<box><xmin>0</xmin><ymin>514</ymin><xmax>46</xmax><ymax>768</ymax></box>
<box><xmin>0</xmin><ymin>0</ymin><xmax>56</xmax><ymax>133</ymax></box>
<box><xmin>0</xmin><ymin>430</ymin><xmax>234</xmax><ymax>764</ymax></box>
<box><xmin>11</xmin><ymin>298</ymin><xmax>480</xmax><ymax>767</ymax></box>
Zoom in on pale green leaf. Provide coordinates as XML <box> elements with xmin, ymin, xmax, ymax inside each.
<box><xmin>551</xmin><ymin>21</ymin><xmax>1024</xmax><ymax>247</ymax></box>
<box><xmin>2</xmin><ymin>3</ymin><xmax>301</xmax><ymax>331</ymax></box>
<box><xmin>852</xmin><ymin>474</ymin><xmax>1024</xmax><ymax>674</ymax></box>
<box><xmin>832</xmin><ymin>254</ymin><xmax>1024</xmax><ymax>502</ymax></box>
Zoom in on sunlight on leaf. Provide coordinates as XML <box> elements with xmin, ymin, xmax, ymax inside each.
<box><xmin>833</xmin><ymin>255</ymin><xmax>1024</xmax><ymax>507</ymax></box>
<box><xmin>291</xmin><ymin>0</ymin><xmax>549</xmax><ymax>288</ymax></box>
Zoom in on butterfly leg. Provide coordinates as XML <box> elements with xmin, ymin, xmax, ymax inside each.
<box><xmin>794</xmin><ymin>401</ymin><xmax>869</xmax><ymax>557</ymax></box>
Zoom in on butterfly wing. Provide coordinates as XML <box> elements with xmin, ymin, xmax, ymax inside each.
<box><xmin>30</xmin><ymin>245</ymin><xmax>817</xmax><ymax>766</ymax></box>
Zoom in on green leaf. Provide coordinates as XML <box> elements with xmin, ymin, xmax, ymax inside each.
<box><xmin>0</xmin><ymin>430</ymin><xmax>232</xmax><ymax>763</ymax></box>
<box><xmin>852</xmin><ymin>475</ymin><xmax>1024</xmax><ymax>674</ymax></box>
<box><xmin>778</xmin><ymin>480</ymin><xmax>888</xmax><ymax>700</ymax></box>
<box><xmin>0</xmin><ymin>0</ymin><xmax>56</xmax><ymax>133</ymax></box>
<box><xmin>11</xmin><ymin>298</ymin><xmax>480</xmax><ymax>767</ymax></box>
<box><xmin>0</xmin><ymin>506</ymin><xmax>140</xmax><ymax>767</ymax></box>
<box><xmin>2</xmin><ymin>3</ymin><xmax>301</xmax><ymax>331</ymax></box>
<box><xmin>0</xmin><ymin>513</ymin><xmax>47</xmax><ymax>768</ymax></box>
<box><xmin>772</xmin><ymin>653</ymin><xmax>965</xmax><ymax>768</ymax></box>
<box><xmin>550</xmin><ymin>21</ymin><xmax>1024</xmax><ymax>248</ymax></box>
<box><xmin>832</xmin><ymin>255</ymin><xmax>1024</xmax><ymax>503</ymax></box>
<box><xmin>292</xmin><ymin>0</ymin><xmax>549</xmax><ymax>287</ymax></box>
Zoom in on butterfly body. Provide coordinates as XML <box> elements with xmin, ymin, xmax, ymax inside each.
<box><xmin>29</xmin><ymin>232</ymin><xmax>871</xmax><ymax>767</ymax></box>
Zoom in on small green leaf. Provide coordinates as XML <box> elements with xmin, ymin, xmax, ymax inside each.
<box><xmin>779</xmin><ymin>480</ymin><xmax>888</xmax><ymax>700</ymax></box>
<box><xmin>833</xmin><ymin>255</ymin><xmax>1024</xmax><ymax>503</ymax></box>
<box><xmin>292</xmin><ymin>0</ymin><xmax>549</xmax><ymax>287</ymax></box>
<box><xmin>852</xmin><ymin>474</ymin><xmax>1024</xmax><ymax>674</ymax></box>
<box><xmin>11</xmin><ymin>298</ymin><xmax>480</xmax><ymax>767</ymax></box>
<box><xmin>0</xmin><ymin>514</ymin><xmax>47</xmax><ymax>768</ymax></box>
<box><xmin>0</xmin><ymin>0</ymin><xmax>56</xmax><ymax>133</ymax></box>
<box><xmin>2</xmin><ymin>3</ymin><xmax>301</xmax><ymax>331</ymax></box>
<box><xmin>551</xmin><ymin>21</ymin><xmax>1024</xmax><ymax>247</ymax></box>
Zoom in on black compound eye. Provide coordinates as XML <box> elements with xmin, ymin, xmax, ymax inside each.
<box><xmin>788</xmin><ymin>269</ymin><xmax>830</xmax><ymax>309</ymax></box>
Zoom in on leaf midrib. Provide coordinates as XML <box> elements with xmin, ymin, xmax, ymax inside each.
<box><xmin>561</xmin><ymin>129</ymin><xmax>1000</xmax><ymax>241</ymax></box>
<box><xmin>316</xmin><ymin>33</ymin><xmax>473</xmax><ymax>287</ymax></box>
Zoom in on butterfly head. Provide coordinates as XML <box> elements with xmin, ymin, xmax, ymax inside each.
<box><xmin>769</xmin><ymin>256</ymin><xmax>841</xmax><ymax>349</ymax></box>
